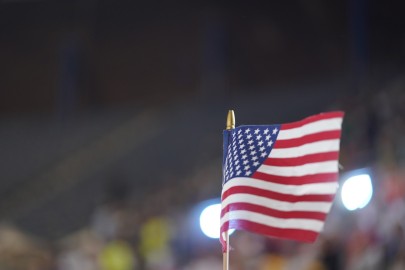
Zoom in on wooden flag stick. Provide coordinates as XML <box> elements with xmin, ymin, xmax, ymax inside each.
<box><xmin>223</xmin><ymin>110</ymin><xmax>235</xmax><ymax>270</ymax></box>
<box><xmin>223</xmin><ymin>231</ymin><xmax>229</xmax><ymax>270</ymax></box>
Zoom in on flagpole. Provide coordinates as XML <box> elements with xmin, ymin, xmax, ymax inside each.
<box><xmin>223</xmin><ymin>231</ymin><xmax>229</xmax><ymax>270</ymax></box>
<box><xmin>223</xmin><ymin>110</ymin><xmax>235</xmax><ymax>270</ymax></box>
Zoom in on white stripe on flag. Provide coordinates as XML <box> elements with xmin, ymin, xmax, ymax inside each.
<box><xmin>277</xmin><ymin>118</ymin><xmax>343</xmax><ymax>140</ymax></box>
<box><xmin>222</xmin><ymin>177</ymin><xmax>338</xmax><ymax>196</ymax></box>
<box><xmin>221</xmin><ymin>210</ymin><xmax>324</xmax><ymax>232</ymax></box>
<box><xmin>258</xmin><ymin>161</ymin><xmax>338</xmax><ymax>177</ymax></box>
<box><xmin>221</xmin><ymin>193</ymin><xmax>333</xmax><ymax>213</ymax></box>
<box><xmin>270</xmin><ymin>139</ymin><xmax>340</xmax><ymax>158</ymax></box>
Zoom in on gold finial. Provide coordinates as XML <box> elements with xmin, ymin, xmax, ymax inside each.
<box><xmin>226</xmin><ymin>110</ymin><xmax>235</xmax><ymax>130</ymax></box>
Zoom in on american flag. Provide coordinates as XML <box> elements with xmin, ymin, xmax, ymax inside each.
<box><xmin>220</xmin><ymin>111</ymin><xmax>344</xmax><ymax>250</ymax></box>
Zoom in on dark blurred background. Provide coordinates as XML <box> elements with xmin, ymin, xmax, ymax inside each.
<box><xmin>0</xmin><ymin>0</ymin><xmax>405</xmax><ymax>269</ymax></box>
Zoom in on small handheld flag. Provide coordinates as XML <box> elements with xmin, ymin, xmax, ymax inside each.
<box><xmin>220</xmin><ymin>111</ymin><xmax>344</xmax><ymax>251</ymax></box>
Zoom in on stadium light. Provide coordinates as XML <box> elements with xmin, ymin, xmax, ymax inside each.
<box><xmin>340</xmin><ymin>171</ymin><xmax>373</xmax><ymax>211</ymax></box>
<box><xmin>199</xmin><ymin>203</ymin><xmax>234</xmax><ymax>239</ymax></box>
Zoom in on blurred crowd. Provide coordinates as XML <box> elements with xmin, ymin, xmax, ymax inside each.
<box><xmin>1</xmin><ymin>77</ymin><xmax>405</xmax><ymax>270</ymax></box>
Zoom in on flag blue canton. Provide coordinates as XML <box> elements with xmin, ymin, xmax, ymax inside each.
<box><xmin>223</xmin><ymin>124</ymin><xmax>281</xmax><ymax>184</ymax></box>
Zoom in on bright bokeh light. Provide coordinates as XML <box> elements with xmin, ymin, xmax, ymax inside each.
<box><xmin>199</xmin><ymin>203</ymin><xmax>234</xmax><ymax>239</ymax></box>
<box><xmin>341</xmin><ymin>174</ymin><xmax>373</xmax><ymax>211</ymax></box>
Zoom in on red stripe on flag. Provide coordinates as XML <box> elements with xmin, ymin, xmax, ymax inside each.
<box><xmin>281</xmin><ymin>111</ymin><xmax>344</xmax><ymax>130</ymax></box>
<box><xmin>263</xmin><ymin>152</ymin><xmax>340</xmax><ymax>167</ymax></box>
<box><xmin>220</xmin><ymin>202</ymin><xmax>327</xmax><ymax>220</ymax></box>
<box><xmin>221</xmin><ymin>220</ymin><xmax>319</xmax><ymax>243</ymax></box>
<box><xmin>221</xmin><ymin>186</ymin><xmax>335</xmax><ymax>203</ymax></box>
<box><xmin>252</xmin><ymin>172</ymin><xmax>338</xmax><ymax>185</ymax></box>
<box><xmin>274</xmin><ymin>130</ymin><xmax>341</xmax><ymax>148</ymax></box>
